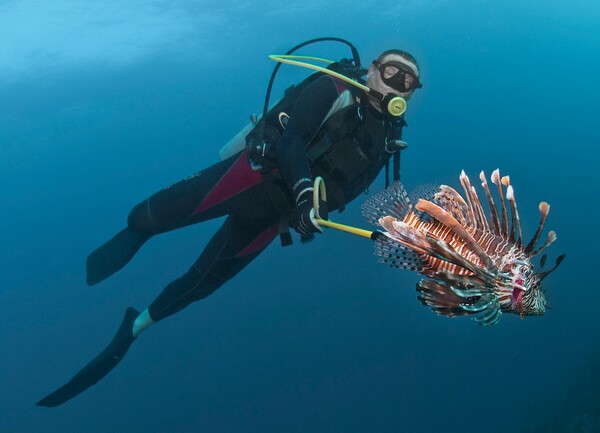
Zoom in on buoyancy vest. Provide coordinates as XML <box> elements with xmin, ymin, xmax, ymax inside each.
<box><xmin>244</xmin><ymin>71</ymin><xmax>407</xmax><ymax>213</ymax></box>
<box><xmin>307</xmin><ymin>96</ymin><xmax>407</xmax><ymax>212</ymax></box>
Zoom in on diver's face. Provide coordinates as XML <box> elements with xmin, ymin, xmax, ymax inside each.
<box><xmin>366</xmin><ymin>53</ymin><xmax>419</xmax><ymax>107</ymax></box>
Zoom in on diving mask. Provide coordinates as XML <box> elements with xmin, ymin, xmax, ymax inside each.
<box><xmin>372</xmin><ymin>60</ymin><xmax>422</xmax><ymax>93</ymax></box>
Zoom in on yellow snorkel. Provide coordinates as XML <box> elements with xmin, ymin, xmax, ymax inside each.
<box><xmin>269</xmin><ymin>54</ymin><xmax>407</xmax><ymax>117</ymax></box>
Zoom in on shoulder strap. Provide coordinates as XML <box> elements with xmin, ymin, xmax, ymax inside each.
<box><xmin>306</xmin><ymin>102</ymin><xmax>362</xmax><ymax>165</ymax></box>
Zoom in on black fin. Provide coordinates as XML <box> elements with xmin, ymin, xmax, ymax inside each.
<box><xmin>36</xmin><ymin>307</ymin><xmax>139</xmax><ymax>407</ymax></box>
<box><xmin>86</xmin><ymin>228</ymin><xmax>149</xmax><ymax>285</ymax></box>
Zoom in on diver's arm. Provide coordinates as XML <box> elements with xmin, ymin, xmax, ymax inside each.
<box><xmin>276</xmin><ymin>75</ymin><xmax>339</xmax><ymax>201</ymax></box>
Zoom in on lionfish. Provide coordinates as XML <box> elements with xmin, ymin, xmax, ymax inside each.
<box><xmin>361</xmin><ymin>169</ymin><xmax>564</xmax><ymax>326</ymax></box>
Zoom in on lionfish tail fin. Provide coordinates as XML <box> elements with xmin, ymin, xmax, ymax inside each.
<box><xmin>361</xmin><ymin>181</ymin><xmax>411</xmax><ymax>226</ymax></box>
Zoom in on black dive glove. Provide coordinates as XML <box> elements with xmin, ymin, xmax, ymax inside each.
<box><xmin>289</xmin><ymin>181</ymin><xmax>328</xmax><ymax>239</ymax></box>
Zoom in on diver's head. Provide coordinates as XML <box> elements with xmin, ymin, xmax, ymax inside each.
<box><xmin>366</xmin><ymin>49</ymin><xmax>421</xmax><ymax>112</ymax></box>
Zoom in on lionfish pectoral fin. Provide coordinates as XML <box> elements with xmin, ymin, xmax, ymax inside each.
<box><xmin>416</xmin><ymin>280</ymin><xmax>472</xmax><ymax>317</ymax></box>
<box><xmin>451</xmin><ymin>285</ymin><xmax>490</xmax><ymax>299</ymax></box>
<box><xmin>384</xmin><ymin>219</ymin><xmax>443</xmax><ymax>258</ymax></box>
<box><xmin>459</xmin><ymin>293</ymin><xmax>495</xmax><ymax>312</ymax></box>
<box><xmin>472</xmin><ymin>302</ymin><xmax>502</xmax><ymax>326</ymax></box>
<box><xmin>379</xmin><ymin>216</ymin><xmax>397</xmax><ymax>233</ymax></box>
<box><xmin>373</xmin><ymin>236</ymin><xmax>428</xmax><ymax>271</ymax></box>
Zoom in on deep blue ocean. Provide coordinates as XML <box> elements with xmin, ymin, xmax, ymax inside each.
<box><xmin>1</xmin><ymin>1</ymin><xmax>599</xmax><ymax>432</ymax></box>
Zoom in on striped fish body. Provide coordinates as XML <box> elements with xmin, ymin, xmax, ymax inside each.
<box><xmin>361</xmin><ymin>169</ymin><xmax>564</xmax><ymax>326</ymax></box>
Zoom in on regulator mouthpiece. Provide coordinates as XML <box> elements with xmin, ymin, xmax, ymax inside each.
<box><xmin>369</xmin><ymin>89</ymin><xmax>407</xmax><ymax>117</ymax></box>
<box><xmin>385</xmin><ymin>95</ymin><xmax>407</xmax><ymax>117</ymax></box>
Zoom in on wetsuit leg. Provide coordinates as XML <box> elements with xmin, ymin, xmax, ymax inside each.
<box><xmin>148</xmin><ymin>215</ymin><xmax>279</xmax><ymax>322</ymax></box>
<box><xmin>38</xmin><ymin>214</ymin><xmax>279</xmax><ymax>407</ymax></box>
<box><xmin>39</xmin><ymin>156</ymin><xmax>282</xmax><ymax>407</ymax></box>
<box><xmin>128</xmin><ymin>152</ymin><xmax>267</xmax><ymax>234</ymax></box>
<box><xmin>87</xmin><ymin>152</ymin><xmax>266</xmax><ymax>285</ymax></box>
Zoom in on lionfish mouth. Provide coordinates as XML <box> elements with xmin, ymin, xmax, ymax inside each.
<box><xmin>361</xmin><ymin>168</ymin><xmax>564</xmax><ymax>326</ymax></box>
<box><xmin>511</xmin><ymin>287</ymin><xmax>525</xmax><ymax>316</ymax></box>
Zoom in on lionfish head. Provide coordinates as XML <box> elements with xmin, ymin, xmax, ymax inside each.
<box><xmin>510</xmin><ymin>272</ymin><xmax>547</xmax><ymax>317</ymax></box>
<box><xmin>509</xmin><ymin>252</ymin><xmax>564</xmax><ymax>318</ymax></box>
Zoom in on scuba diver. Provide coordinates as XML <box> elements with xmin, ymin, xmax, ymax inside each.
<box><xmin>37</xmin><ymin>38</ymin><xmax>422</xmax><ymax>407</ymax></box>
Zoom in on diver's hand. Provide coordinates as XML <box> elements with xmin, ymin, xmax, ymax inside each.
<box><xmin>290</xmin><ymin>189</ymin><xmax>323</xmax><ymax>238</ymax></box>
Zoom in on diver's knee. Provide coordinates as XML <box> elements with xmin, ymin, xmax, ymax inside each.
<box><xmin>127</xmin><ymin>200</ymin><xmax>155</xmax><ymax>235</ymax></box>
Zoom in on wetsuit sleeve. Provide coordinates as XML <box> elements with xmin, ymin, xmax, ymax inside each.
<box><xmin>276</xmin><ymin>75</ymin><xmax>340</xmax><ymax>202</ymax></box>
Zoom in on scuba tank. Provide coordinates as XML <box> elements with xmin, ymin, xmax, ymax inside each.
<box><xmin>219</xmin><ymin>38</ymin><xmax>366</xmax><ymax>165</ymax></box>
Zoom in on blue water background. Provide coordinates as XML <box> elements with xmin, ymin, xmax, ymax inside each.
<box><xmin>1</xmin><ymin>1</ymin><xmax>599</xmax><ymax>432</ymax></box>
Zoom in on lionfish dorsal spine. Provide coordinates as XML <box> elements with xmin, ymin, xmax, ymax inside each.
<box><xmin>434</xmin><ymin>186</ymin><xmax>469</xmax><ymax>226</ymax></box>
<box><xmin>501</xmin><ymin>175</ymin><xmax>518</xmax><ymax>244</ymax></box>
<box><xmin>471</xmin><ymin>185</ymin><xmax>490</xmax><ymax>233</ymax></box>
<box><xmin>414</xmin><ymin>199</ymin><xmax>497</xmax><ymax>271</ymax></box>
<box><xmin>530</xmin><ymin>230</ymin><xmax>557</xmax><ymax>257</ymax></box>
<box><xmin>524</xmin><ymin>202</ymin><xmax>550</xmax><ymax>255</ymax></box>
<box><xmin>505</xmin><ymin>185</ymin><xmax>523</xmax><ymax>247</ymax></box>
<box><xmin>479</xmin><ymin>171</ymin><xmax>501</xmax><ymax>236</ymax></box>
<box><xmin>459</xmin><ymin>171</ymin><xmax>478</xmax><ymax>230</ymax></box>
<box><xmin>491</xmin><ymin>169</ymin><xmax>510</xmax><ymax>238</ymax></box>
<box><xmin>460</xmin><ymin>171</ymin><xmax>490</xmax><ymax>232</ymax></box>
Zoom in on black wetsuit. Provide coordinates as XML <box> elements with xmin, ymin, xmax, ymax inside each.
<box><xmin>37</xmin><ymin>74</ymin><xmax>408</xmax><ymax>408</ymax></box>
<box><xmin>126</xmin><ymin>75</ymin><xmax>404</xmax><ymax>322</ymax></box>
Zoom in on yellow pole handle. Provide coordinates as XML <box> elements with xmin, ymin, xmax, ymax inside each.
<box><xmin>315</xmin><ymin>218</ymin><xmax>375</xmax><ymax>239</ymax></box>
<box><xmin>312</xmin><ymin>176</ymin><xmax>377</xmax><ymax>240</ymax></box>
